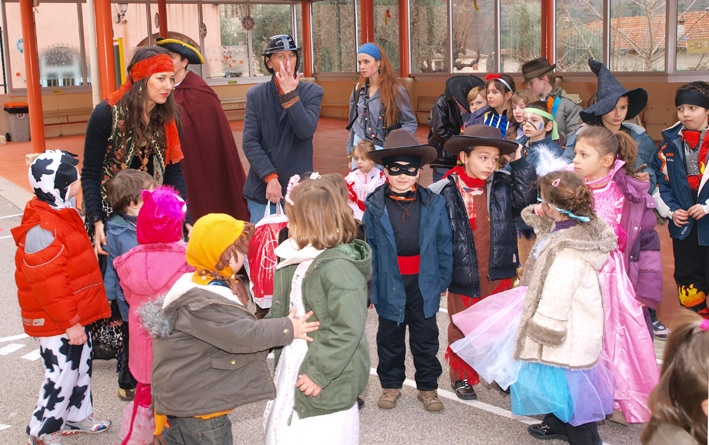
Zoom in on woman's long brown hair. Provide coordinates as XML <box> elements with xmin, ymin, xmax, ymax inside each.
<box><xmin>118</xmin><ymin>46</ymin><xmax>180</xmax><ymax>148</ymax></box>
<box><xmin>356</xmin><ymin>43</ymin><xmax>405</xmax><ymax>129</ymax></box>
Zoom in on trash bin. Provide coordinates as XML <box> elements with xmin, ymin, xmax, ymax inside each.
<box><xmin>4</xmin><ymin>102</ymin><xmax>30</xmax><ymax>142</ymax></box>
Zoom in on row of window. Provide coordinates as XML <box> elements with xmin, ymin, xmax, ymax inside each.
<box><xmin>1</xmin><ymin>0</ymin><xmax>706</xmax><ymax>93</ymax></box>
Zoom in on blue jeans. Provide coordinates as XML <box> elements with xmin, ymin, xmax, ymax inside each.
<box><xmin>247</xmin><ymin>199</ymin><xmax>280</xmax><ymax>224</ymax></box>
<box><xmin>162</xmin><ymin>415</ymin><xmax>233</xmax><ymax>445</ymax></box>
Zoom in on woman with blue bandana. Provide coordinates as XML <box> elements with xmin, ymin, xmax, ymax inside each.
<box><xmin>347</xmin><ymin>43</ymin><xmax>417</xmax><ymax>164</ymax></box>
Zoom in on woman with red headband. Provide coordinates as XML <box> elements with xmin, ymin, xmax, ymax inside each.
<box><xmin>82</xmin><ymin>46</ymin><xmax>188</xmax><ymax>256</ymax></box>
<box><xmin>466</xmin><ymin>74</ymin><xmax>516</xmax><ymax>140</ymax></box>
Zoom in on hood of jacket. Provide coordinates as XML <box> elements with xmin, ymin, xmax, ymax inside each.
<box><xmin>521</xmin><ymin>206</ymin><xmax>617</xmax><ymax>273</ymax></box>
<box><xmin>327</xmin><ymin>239</ymin><xmax>372</xmax><ymax>279</ymax></box>
<box><xmin>139</xmin><ymin>273</ymin><xmax>249</xmax><ymax>340</ymax></box>
<box><xmin>113</xmin><ymin>242</ymin><xmax>194</xmax><ymax>299</ymax></box>
<box><xmin>12</xmin><ymin>198</ymin><xmax>81</xmax><ymax>244</ymax></box>
<box><xmin>105</xmin><ymin>213</ymin><xmax>137</xmax><ymax>237</ymax></box>
<box><xmin>661</xmin><ymin>121</ymin><xmax>683</xmax><ymax>144</ymax></box>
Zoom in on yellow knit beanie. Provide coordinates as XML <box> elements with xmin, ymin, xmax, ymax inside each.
<box><xmin>186</xmin><ymin>213</ymin><xmax>246</xmax><ymax>284</ymax></box>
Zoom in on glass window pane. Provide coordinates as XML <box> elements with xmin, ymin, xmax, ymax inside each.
<box><xmin>452</xmin><ymin>0</ymin><xmax>494</xmax><ymax>73</ymax></box>
<box><xmin>411</xmin><ymin>0</ymin><xmax>449</xmax><ymax>73</ymax></box>
<box><xmin>312</xmin><ymin>0</ymin><xmax>356</xmax><ymax>72</ymax></box>
<box><xmin>677</xmin><ymin>0</ymin><xmax>709</xmax><ymax>71</ymax></box>
<box><xmin>203</xmin><ymin>4</ymin><xmax>249</xmax><ymax>79</ymax></box>
<box><xmin>250</xmin><ymin>4</ymin><xmax>294</xmax><ymax>77</ymax></box>
<box><xmin>6</xmin><ymin>3</ymin><xmax>84</xmax><ymax>89</ymax></box>
<box><xmin>501</xmin><ymin>0</ymin><xmax>541</xmax><ymax>72</ymax></box>
<box><xmin>373</xmin><ymin>0</ymin><xmax>399</xmax><ymax>72</ymax></box>
<box><xmin>556</xmin><ymin>0</ymin><xmax>603</xmax><ymax>72</ymax></box>
<box><xmin>609</xmin><ymin>0</ymin><xmax>665</xmax><ymax>71</ymax></box>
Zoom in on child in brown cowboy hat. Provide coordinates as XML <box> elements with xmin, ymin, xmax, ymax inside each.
<box><xmin>522</xmin><ymin>57</ymin><xmax>582</xmax><ymax>141</ymax></box>
<box><xmin>429</xmin><ymin>124</ymin><xmax>537</xmax><ymax>400</ymax></box>
<box><xmin>363</xmin><ymin>129</ymin><xmax>453</xmax><ymax>412</ymax></box>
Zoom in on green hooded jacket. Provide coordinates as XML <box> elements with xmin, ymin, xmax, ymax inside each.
<box><xmin>266</xmin><ymin>239</ymin><xmax>372</xmax><ymax>419</ymax></box>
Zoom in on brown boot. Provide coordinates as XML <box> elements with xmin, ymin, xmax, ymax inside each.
<box><xmin>418</xmin><ymin>390</ymin><xmax>444</xmax><ymax>411</ymax></box>
<box><xmin>377</xmin><ymin>388</ymin><xmax>401</xmax><ymax>409</ymax></box>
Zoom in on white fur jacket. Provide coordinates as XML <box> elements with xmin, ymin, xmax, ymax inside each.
<box><xmin>514</xmin><ymin>206</ymin><xmax>617</xmax><ymax>369</ymax></box>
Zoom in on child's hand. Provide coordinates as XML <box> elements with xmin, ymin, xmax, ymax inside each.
<box><xmin>65</xmin><ymin>323</ymin><xmax>87</xmax><ymax>345</ymax></box>
<box><xmin>288</xmin><ymin>309</ymin><xmax>320</xmax><ymax>342</ymax></box>
<box><xmin>673</xmin><ymin>209</ymin><xmax>690</xmax><ymax>226</ymax></box>
<box><xmin>153</xmin><ymin>434</ymin><xmax>166</xmax><ymax>445</ymax></box>
<box><xmin>296</xmin><ymin>374</ymin><xmax>322</xmax><ymax>397</ymax></box>
<box><xmin>511</xmin><ymin>144</ymin><xmax>524</xmax><ymax>161</ymax></box>
<box><xmin>533</xmin><ymin>203</ymin><xmax>547</xmax><ymax>218</ymax></box>
<box><xmin>688</xmin><ymin>204</ymin><xmax>707</xmax><ymax>221</ymax></box>
<box><xmin>634</xmin><ymin>171</ymin><xmax>650</xmax><ymax>182</ymax></box>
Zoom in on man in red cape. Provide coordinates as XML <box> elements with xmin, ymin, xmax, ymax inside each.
<box><xmin>157</xmin><ymin>38</ymin><xmax>249</xmax><ymax>221</ymax></box>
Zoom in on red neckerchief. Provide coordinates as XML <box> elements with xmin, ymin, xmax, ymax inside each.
<box><xmin>444</xmin><ymin>166</ymin><xmax>485</xmax><ymax>229</ymax></box>
<box><xmin>682</xmin><ymin>130</ymin><xmax>709</xmax><ymax>190</ymax></box>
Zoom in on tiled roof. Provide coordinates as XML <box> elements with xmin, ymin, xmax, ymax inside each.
<box><xmin>579</xmin><ymin>11</ymin><xmax>709</xmax><ymax>51</ymax></box>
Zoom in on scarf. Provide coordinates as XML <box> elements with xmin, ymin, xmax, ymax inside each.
<box><xmin>444</xmin><ymin>166</ymin><xmax>486</xmax><ymax>229</ymax></box>
<box><xmin>682</xmin><ymin>129</ymin><xmax>709</xmax><ymax>190</ymax></box>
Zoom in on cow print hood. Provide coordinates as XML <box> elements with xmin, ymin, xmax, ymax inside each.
<box><xmin>29</xmin><ymin>150</ymin><xmax>79</xmax><ymax>209</ymax></box>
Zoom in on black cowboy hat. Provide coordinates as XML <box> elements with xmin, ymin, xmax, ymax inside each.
<box><xmin>155</xmin><ymin>38</ymin><xmax>204</xmax><ymax>65</ymax></box>
<box><xmin>446</xmin><ymin>75</ymin><xmax>485</xmax><ymax>108</ymax></box>
<box><xmin>444</xmin><ymin>125</ymin><xmax>519</xmax><ymax>157</ymax></box>
<box><xmin>367</xmin><ymin>129</ymin><xmax>437</xmax><ymax>166</ymax></box>
<box><xmin>580</xmin><ymin>58</ymin><xmax>648</xmax><ymax>124</ymax></box>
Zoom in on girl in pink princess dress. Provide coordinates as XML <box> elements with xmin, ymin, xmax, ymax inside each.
<box><xmin>114</xmin><ymin>187</ymin><xmax>194</xmax><ymax>444</ymax></box>
<box><xmin>571</xmin><ymin>125</ymin><xmax>662</xmax><ymax>424</ymax></box>
<box><xmin>345</xmin><ymin>139</ymin><xmax>386</xmax><ymax>220</ymax></box>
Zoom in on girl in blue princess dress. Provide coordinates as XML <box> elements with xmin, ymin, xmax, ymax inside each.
<box><xmin>451</xmin><ymin>171</ymin><xmax>617</xmax><ymax>444</ymax></box>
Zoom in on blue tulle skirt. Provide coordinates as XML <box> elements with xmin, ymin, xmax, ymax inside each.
<box><xmin>450</xmin><ymin>286</ymin><xmax>616</xmax><ymax>427</ymax></box>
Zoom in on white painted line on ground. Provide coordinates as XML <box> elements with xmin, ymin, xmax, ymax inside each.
<box><xmin>0</xmin><ymin>333</ymin><xmax>29</xmax><ymax>343</ymax></box>
<box><xmin>0</xmin><ymin>343</ymin><xmax>25</xmax><ymax>355</ymax></box>
<box><xmin>0</xmin><ymin>213</ymin><xmax>22</xmax><ymax>219</ymax></box>
<box><xmin>0</xmin><ymin>423</ymin><xmax>10</xmax><ymax>431</ymax></box>
<box><xmin>0</xmin><ymin>235</ymin><xmax>13</xmax><ymax>240</ymax></box>
<box><xmin>21</xmin><ymin>349</ymin><xmax>41</xmax><ymax>361</ymax></box>
<box><xmin>439</xmin><ymin>307</ymin><xmax>448</xmax><ymax>314</ymax></box>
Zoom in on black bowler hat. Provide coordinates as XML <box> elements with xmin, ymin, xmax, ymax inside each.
<box><xmin>367</xmin><ymin>130</ymin><xmax>437</xmax><ymax>166</ymax></box>
<box><xmin>155</xmin><ymin>38</ymin><xmax>204</xmax><ymax>65</ymax></box>
<box><xmin>261</xmin><ymin>34</ymin><xmax>300</xmax><ymax>56</ymax></box>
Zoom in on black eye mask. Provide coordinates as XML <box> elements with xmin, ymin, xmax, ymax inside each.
<box><xmin>385</xmin><ymin>162</ymin><xmax>420</xmax><ymax>176</ymax></box>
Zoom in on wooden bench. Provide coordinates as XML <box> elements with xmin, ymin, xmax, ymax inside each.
<box><xmin>321</xmin><ymin>103</ymin><xmax>349</xmax><ymax>120</ymax></box>
<box><xmin>43</xmin><ymin>107</ymin><xmax>92</xmax><ymax>127</ymax></box>
<box><xmin>220</xmin><ymin>97</ymin><xmax>247</xmax><ymax>119</ymax></box>
<box><xmin>414</xmin><ymin>95</ymin><xmax>438</xmax><ymax>123</ymax></box>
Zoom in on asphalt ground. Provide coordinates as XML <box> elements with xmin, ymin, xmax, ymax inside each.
<box><xmin>0</xmin><ymin>174</ymin><xmax>651</xmax><ymax>445</ymax></box>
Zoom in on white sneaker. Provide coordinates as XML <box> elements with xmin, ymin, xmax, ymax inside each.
<box><xmin>61</xmin><ymin>414</ymin><xmax>111</xmax><ymax>435</ymax></box>
<box><xmin>28</xmin><ymin>431</ymin><xmax>63</xmax><ymax>444</ymax></box>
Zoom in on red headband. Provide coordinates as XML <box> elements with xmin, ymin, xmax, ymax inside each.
<box><xmin>105</xmin><ymin>54</ymin><xmax>182</xmax><ymax>166</ymax></box>
<box><xmin>486</xmin><ymin>74</ymin><xmax>501</xmax><ymax>80</ymax></box>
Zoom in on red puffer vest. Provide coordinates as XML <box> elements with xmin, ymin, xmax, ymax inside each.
<box><xmin>12</xmin><ymin>198</ymin><xmax>110</xmax><ymax>337</ymax></box>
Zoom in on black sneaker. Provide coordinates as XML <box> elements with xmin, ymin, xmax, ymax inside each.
<box><xmin>451</xmin><ymin>380</ymin><xmax>477</xmax><ymax>400</ymax></box>
<box><xmin>357</xmin><ymin>397</ymin><xmax>364</xmax><ymax>410</ymax></box>
<box><xmin>527</xmin><ymin>423</ymin><xmax>569</xmax><ymax>442</ymax></box>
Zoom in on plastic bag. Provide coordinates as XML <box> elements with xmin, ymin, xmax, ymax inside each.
<box><xmin>248</xmin><ymin>204</ymin><xmax>288</xmax><ymax>309</ymax></box>
<box><xmin>119</xmin><ymin>383</ymin><xmax>155</xmax><ymax>445</ymax></box>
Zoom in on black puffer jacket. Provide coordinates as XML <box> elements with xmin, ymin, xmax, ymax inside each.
<box><xmin>427</xmin><ymin>94</ymin><xmax>469</xmax><ymax>169</ymax></box>
<box><xmin>429</xmin><ymin>157</ymin><xmax>537</xmax><ymax>298</ymax></box>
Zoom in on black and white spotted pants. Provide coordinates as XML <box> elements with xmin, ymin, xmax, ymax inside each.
<box><xmin>27</xmin><ymin>329</ymin><xmax>93</xmax><ymax>437</ymax></box>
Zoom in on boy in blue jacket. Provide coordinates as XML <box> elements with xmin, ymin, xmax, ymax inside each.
<box><xmin>103</xmin><ymin>169</ymin><xmax>156</xmax><ymax>400</ymax></box>
<box><xmin>363</xmin><ymin>129</ymin><xmax>453</xmax><ymax>412</ymax></box>
<box><xmin>653</xmin><ymin>81</ymin><xmax>709</xmax><ymax>318</ymax></box>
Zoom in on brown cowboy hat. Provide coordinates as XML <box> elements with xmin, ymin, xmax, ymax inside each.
<box><xmin>444</xmin><ymin>125</ymin><xmax>519</xmax><ymax>157</ymax></box>
<box><xmin>521</xmin><ymin>58</ymin><xmax>556</xmax><ymax>84</ymax></box>
<box><xmin>368</xmin><ymin>129</ymin><xmax>437</xmax><ymax>166</ymax></box>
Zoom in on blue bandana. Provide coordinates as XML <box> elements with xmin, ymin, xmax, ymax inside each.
<box><xmin>358</xmin><ymin>43</ymin><xmax>381</xmax><ymax>61</ymax></box>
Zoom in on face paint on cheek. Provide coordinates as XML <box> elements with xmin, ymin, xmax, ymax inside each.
<box><xmin>538</xmin><ymin>122</ymin><xmax>543</xmax><ymax>131</ymax></box>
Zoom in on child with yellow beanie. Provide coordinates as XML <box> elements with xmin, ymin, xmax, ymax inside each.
<box><xmin>143</xmin><ymin>213</ymin><xmax>320</xmax><ymax>444</ymax></box>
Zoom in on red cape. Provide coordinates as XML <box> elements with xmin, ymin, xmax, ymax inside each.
<box><xmin>174</xmin><ymin>71</ymin><xmax>249</xmax><ymax>221</ymax></box>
